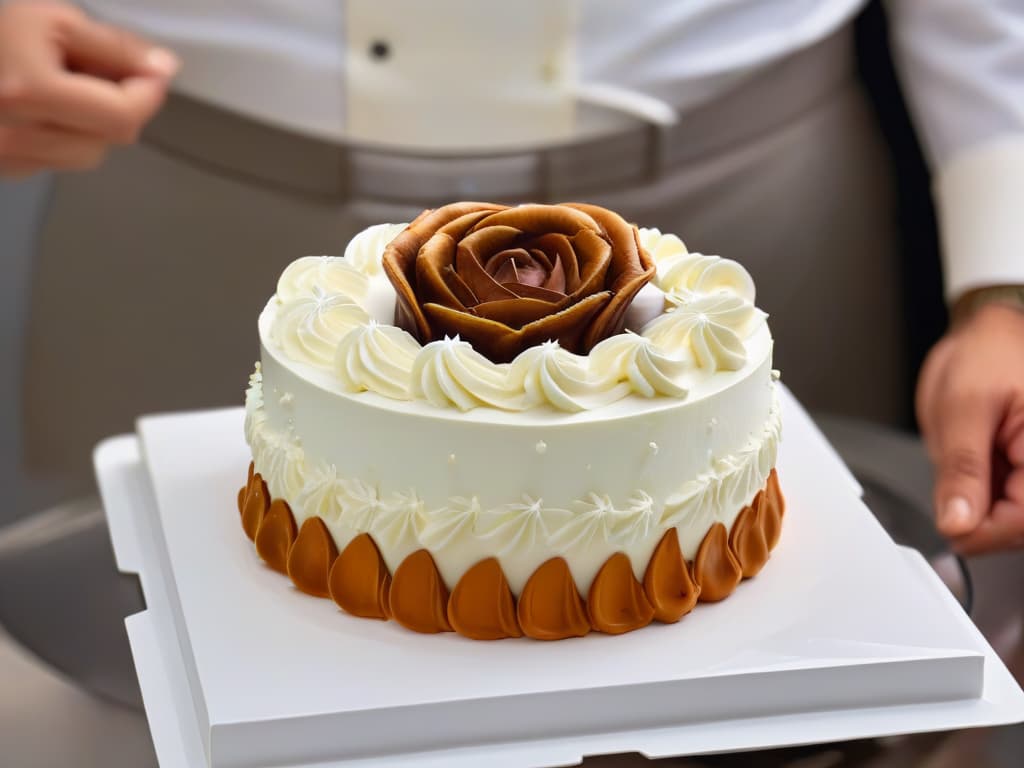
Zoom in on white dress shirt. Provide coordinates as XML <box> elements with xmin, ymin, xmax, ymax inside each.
<box><xmin>81</xmin><ymin>0</ymin><xmax>1024</xmax><ymax>301</ymax></box>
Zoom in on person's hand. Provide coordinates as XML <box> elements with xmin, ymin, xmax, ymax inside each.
<box><xmin>0</xmin><ymin>0</ymin><xmax>179</xmax><ymax>177</ymax></box>
<box><xmin>917</xmin><ymin>303</ymin><xmax>1024</xmax><ymax>554</ymax></box>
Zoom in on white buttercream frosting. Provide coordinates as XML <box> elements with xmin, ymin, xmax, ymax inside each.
<box><xmin>243</xmin><ymin>363</ymin><xmax>264</xmax><ymax>448</ymax></box>
<box><xmin>342</xmin><ymin>222</ymin><xmax>407</xmax><ymax>276</ymax></box>
<box><xmin>277</xmin><ymin>256</ymin><xmax>369</xmax><ymax>303</ymax></box>
<box><xmin>419</xmin><ymin>496</ymin><xmax>481</xmax><ymax>551</ymax></box>
<box><xmin>295</xmin><ymin>463</ymin><xmax>347</xmax><ymax>526</ymax></box>
<box><xmin>336</xmin><ymin>478</ymin><xmax>383</xmax><ymax>532</ymax></box>
<box><xmin>589</xmin><ymin>333</ymin><xmax>690</xmax><ymax>398</ymax></box>
<box><xmin>610</xmin><ymin>491</ymin><xmax>659</xmax><ymax>545</ymax></box>
<box><xmin>550</xmin><ymin>493</ymin><xmax>616</xmax><ymax>551</ymax></box>
<box><xmin>271</xmin><ymin>288</ymin><xmax>371</xmax><ymax>369</ymax></box>
<box><xmin>474</xmin><ymin>496</ymin><xmax>572</xmax><ymax>558</ymax></box>
<box><xmin>369</xmin><ymin>490</ymin><xmax>425</xmax><ymax>556</ymax></box>
<box><xmin>656</xmin><ymin>252</ymin><xmax>757</xmax><ymax>304</ymax></box>
<box><xmin>637</xmin><ymin>227</ymin><xmax>688</xmax><ymax>263</ymax></box>
<box><xmin>411</xmin><ymin>336</ymin><xmax>514</xmax><ymax>411</ymax></box>
<box><xmin>643</xmin><ymin>293</ymin><xmax>766</xmax><ymax>373</ymax></box>
<box><xmin>508</xmin><ymin>341</ymin><xmax>625</xmax><ymax>412</ymax></box>
<box><xmin>335</xmin><ymin>321</ymin><xmax>421</xmax><ymax>399</ymax></box>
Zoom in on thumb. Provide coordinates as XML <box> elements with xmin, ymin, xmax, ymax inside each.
<box><xmin>933</xmin><ymin>395</ymin><xmax>999</xmax><ymax>537</ymax></box>
<box><xmin>62</xmin><ymin>16</ymin><xmax>179</xmax><ymax>80</ymax></box>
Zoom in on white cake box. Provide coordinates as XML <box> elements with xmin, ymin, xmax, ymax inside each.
<box><xmin>95</xmin><ymin>386</ymin><xmax>1024</xmax><ymax>768</ymax></box>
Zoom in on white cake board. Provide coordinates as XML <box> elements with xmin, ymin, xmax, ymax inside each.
<box><xmin>95</xmin><ymin>386</ymin><xmax>1024</xmax><ymax>768</ymax></box>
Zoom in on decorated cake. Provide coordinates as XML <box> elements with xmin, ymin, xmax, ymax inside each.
<box><xmin>238</xmin><ymin>202</ymin><xmax>783</xmax><ymax>640</ymax></box>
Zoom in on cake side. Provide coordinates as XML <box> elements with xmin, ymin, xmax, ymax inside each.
<box><xmin>247</xmin><ymin>350</ymin><xmax>778</xmax><ymax>593</ymax></box>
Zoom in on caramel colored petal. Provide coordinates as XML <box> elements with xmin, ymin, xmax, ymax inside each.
<box><xmin>569</xmin><ymin>229</ymin><xmax>613</xmax><ymax>300</ymax></box>
<box><xmin>415</xmin><ymin>233</ymin><xmax>467</xmax><ymax>311</ymax></box>
<box><xmin>287</xmin><ymin>517</ymin><xmax>338</xmax><ymax>598</ymax></box>
<box><xmin>516</xmin><ymin>291</ymin><xmax>611</xmax><ymax>355</ymax></box>
<box><xmin>543</xmin><ymin>253</ymin><xmax>567</xmax><ymax>293</ymax></box>
<box><xmin>329</xmin><ymin>533</ymin><xmax>392</xmax><ymax>620</ymax></box>
<box><xmin>533</xmin><ymin>233</ymin><xmax>580</xmax><ymax>291</ymax></box>
<box><xmin>425</xmin><ymin>290</ymin><xmax>610</xmax><ymax>362</ymax></box>
<box><xmin>488</xmin><ymin>248</ymin><xmax>549</xmax><ymax>288</ymax></box>
<box><xmin>437</xmin><ymin>208</ymin><xmax>502</xmax><ymax>239</ymax></box>
<box><xmin>255</xmin><ymin>499</ymin><xmax>298</xmax><ymax>575</ymax></box>
<box><xmin>526</xmin><ymin>247</ymin><xmax>554</xmax><ymax>272</ymax></box>
<box><xmin>241</xmin><ymin>473</ymin><xmax>269</xmax><ymax>541</ymax></box>
<box><xmin>448</xmin><ymin>558</ymin><xmax>522</xmax><ymax>640</ymax></box>
<box><xmin>694</xmin><ymin>523</ymin><xmax>742</xmax><ymax>602</ymax></box>
<box><xmin>383</xmin><ymin>202</ymin><xmax>505</xmax><ymax>339</ymax></box>
<box><xmin>442</xmin><ymin>265</ymin><xmax>479</xmax><ymax>308</ymax></box>
<box><xmin>586</xmin><ymin>231</ymin><xmax>655</xmax><ymax>349</ymax></box>
<box><xmin>517</xmin><ymin>557</ymin><xmax>590</xmax><ymax>640</ymax></box>
<box><xmin>728</xmin><ymin>504</ymin><xmax>769</xmax><ymax>579</ymax></box>
<box><xmin>474</xmin><ymin>297</ymin><xmax>570</xmax><ymax>329</ymax></box>
<box><xmin>563</xmin><ymin>204</ymin><xmax>656</xmax><ymax>349</ymax></box>
<box><xmin>389</xmin><ymin>549</ymin><xmax>452</xmax><ymax>634</ymax></box>
<box><xmin>565</xmin><ymin>202</ymin><xmax>641</xmax><ymax>265</ymax></box>
<box><xmin>408</xmin><ymin>203</ymin><xmax>508</xmax><ymax>243</ymax></box>
<box><xmin>384</xmin><ymin>259</ymin><xmax>430</xmax><ymax>341</ymax></box>
<box><xmin>471</xmin><ymin>204</ymin><xmax>599</xmax><ymax>236</ymax></box>
<box><xmin>460</xmin><ymin>225</ymin><xmax>523</xmax><ymax>263</ymax></box>
<box><xmin>587</xmin><ymin>553</ymin><xmax>655</xmax><ymax>635</ymax></box>
<box><xmin>763</xmin><ymin>469</ymin><xmax>785</xmax><ymax>550</ymax></box>
<box><xmin>501</xmin><ymin>283</ymin><xmax>567</xmax><ymax>303</ymax></box>
<box><xmin>487</xmin><ymin>248</ymin><xmax>526</xmax><ymax>279</ymax></box>
<box><xmin>643</xmin><ymin>528</ymin><xmax>700</xmax><ymax>623</ymax></box>
<box><xmin>457</xmin><ymin>231</ymin><xmax>521</xmax><ymax>303</ymax></box>
<box><xmin>239</xmin><ymin>462</ymin><xmax>255</xmax><ymax>516</ymax></box>
<box><xmin>422</xmin><ymin>303</ymin><xmax>516</xmax><ymax>362</ymax></box>
<box><xmin>383</xmin><ymin>252</ymin><xmax>429</xmax><ymax>341</ymax></box>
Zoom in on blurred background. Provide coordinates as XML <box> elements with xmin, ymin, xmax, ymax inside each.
<box><xmin>0</xmin><ymin>1</ymin><xmax>1020</xmax><ymax>766</ymax></box>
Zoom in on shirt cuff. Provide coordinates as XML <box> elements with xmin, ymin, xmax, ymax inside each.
<box><xmin>935</xmin><ymin>135</ymin><xmax>1024</xmax><ymax>303</ymax></box>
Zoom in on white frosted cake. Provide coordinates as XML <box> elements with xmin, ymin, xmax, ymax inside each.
<box><xmin>239</xmin><ymin>202</ymin><xmax>783</xmax><ymax>640</ymax></box>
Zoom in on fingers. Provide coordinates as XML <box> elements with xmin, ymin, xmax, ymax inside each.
<box><xmin>0</xmin><ymin>0</ymin><xmax>177</xmax><ymax>169</ymax></box>
<box><xmin>60</xmin><ymin>14</ymin><xmax>179</xmax><ymax>79</ymax></box>
<box><xmin>1003</xmin><ymin>408</ymin><xmax>1024</xmax><ymax>466</ymax></box>
<box><xmin>3</xmin><ymin>73</ymin><xmax>169</xmax><ymax>142</ymax></box>
<box><xmin>957</xmin><ymin>466</ymin><xmax>1024</xmax><ymax>555</ymax></box>
<box><xmin>951</xmin><ymin>498</ymin><xmax>1024</xmax><ymax>556</ymax></box>
<box><xmin>931</xmin><ymin>393</ymin><xmax>1001</xmax><ymax>538</ymax></box>
<box><xmin>0</xmin><ymin>123</ymin><xmax>107</xmax><ymax>170</ymax></box>
<box><xmin>1007</xmin><ymin>467</ymin><xmax>1024</xmax><ymax>503</ymax></box>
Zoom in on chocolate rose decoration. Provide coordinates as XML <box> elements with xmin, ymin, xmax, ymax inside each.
<box><xmin>382</xmin><ymin>202</ymin><xmax>656</xmax><ymax>362</ymax></box>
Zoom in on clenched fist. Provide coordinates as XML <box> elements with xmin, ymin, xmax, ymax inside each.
<box><xmin>918</xmin><ymin>303</ymin><xmax>1024</xmax><ymax>554</ymax></box>
<box><xmin>0</xmin><ymin>0</ymin><xmax>178</xmax><ymax>176</ymax></box>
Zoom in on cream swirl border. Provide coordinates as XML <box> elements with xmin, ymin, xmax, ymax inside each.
<box><xmin>267</xmin><ymin>224</ymin><xmax>768</xmax><ymax>414</ymax></box>
<box><xmin>244</xmin><ymin>366</ymin><xmax>781</xmax><ymax>557</ymax></box>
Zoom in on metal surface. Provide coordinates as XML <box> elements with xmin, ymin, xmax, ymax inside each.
<box><xmin>0</xmin><ymin>416</ymin><xmax>1021</xmax><ymax>767</ymax></box>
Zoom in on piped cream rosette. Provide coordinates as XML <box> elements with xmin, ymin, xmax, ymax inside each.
<box><xmin>267</xmin><ymin>220</ymin><xmax>766</xmax><ymax>413</ymax></box>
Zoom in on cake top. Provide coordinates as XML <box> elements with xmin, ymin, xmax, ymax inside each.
<box><xmin>261</xmin><ymin>201</ymin><xmax>768</xmax><ymax>414</ymax></box>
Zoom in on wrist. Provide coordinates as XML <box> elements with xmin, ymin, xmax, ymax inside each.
<box><xmin>951</xmin><ymin>285</ymin><xmax>1024</xmax><ymax>328</ymax></box>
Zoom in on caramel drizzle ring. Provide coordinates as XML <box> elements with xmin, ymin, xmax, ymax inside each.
<box><xmin>238</xmin><ymin>463</ymin><xmax>784</xmax><ymax>641</ymax></box>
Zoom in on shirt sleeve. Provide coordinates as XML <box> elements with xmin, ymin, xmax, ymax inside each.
<box><xmin>887</xmin><ymin>0</ymin><xmax>1024</xmax><ymax>302</ymax></box>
